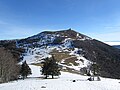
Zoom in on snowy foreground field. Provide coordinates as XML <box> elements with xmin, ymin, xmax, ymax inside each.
<box><xmin>0</xmin><ymin>65</ymin><xmax>120</xmax><ymax>90</ymax></box>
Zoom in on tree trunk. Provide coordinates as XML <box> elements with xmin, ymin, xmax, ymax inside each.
<box><xmin>23</xmin><ymin>76</ymin><xmax>24</xmax><ymax>80</ymax></box>
<box><xmin>52</xmin><ymin>74</ymin><xmax>54</xmax><ymax>79</ymax></box>
<box><xmin>93</xmin><ymin>76</ymin><xmax>94</xmax><ymax>81</ymax></box>
<box><xmin>45</xmin><ymin>74</ymin><xmax>47</xmax><ymax>79</ymax></box>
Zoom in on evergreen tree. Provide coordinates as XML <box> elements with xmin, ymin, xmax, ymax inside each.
<box><xmin>20</xmin><ymin>61</ymin><xmax>32</xmax><ymax>79</ymax></box>
<box><xmin>41</xmin><ymin>57</ymin><xmax>49</xmax><ymax>79</ymax></box>
<box><xmin>89</xmin><ymin>62</ymin><xmax>100</xmax><ymax>81</ymax></box>
<box><xmin>41</xmin><ymin>56</ymin><xmax>61</xmax><ymax>79</ymax></box>
<box><xmin>90</xmin><ymin>63</ymin><xmax>100</xmax><ymax>76</ymax></box>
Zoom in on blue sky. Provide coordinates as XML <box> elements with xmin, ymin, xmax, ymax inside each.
<box><xmin>0</xmin><ymin>0</ymin><xmax>120</xmax><ymax>41</ymax></box>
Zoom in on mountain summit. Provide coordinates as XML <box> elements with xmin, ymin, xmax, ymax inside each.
<box><xmin>30</xmin><ymin>29</ymin><xmax>91</xmax><ymax>40</ymax></box>
<box><xmin>1</xmin><ymin>29</ymin><xmax>120</xmax><ymax>79</ymax></box>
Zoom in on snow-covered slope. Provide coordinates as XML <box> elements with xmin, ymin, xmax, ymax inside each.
<box><xmin>0</xmin><ymin>65</ymin><xmax>120</xmax><ymax>90</ymax></box>
<box><xmin>18</xmin><ymin>30</ymin><xmax>92</xmax><ymax>74</ymax></box>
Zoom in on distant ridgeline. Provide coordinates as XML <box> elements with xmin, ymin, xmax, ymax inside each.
<box><xmin>113</xmin><ymin>45</ymin><xmax>120</xmax><ymax>49</ymax></box>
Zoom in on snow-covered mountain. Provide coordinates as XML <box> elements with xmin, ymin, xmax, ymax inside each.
<box><xmin>16</xmin><ymin>29</ymin><xmax>92</xmax><ymax>75</ymax></box>
<box><xmin>1</xmin><ymin>29</ymin><xmax>120</xmax><ymax>79</ymax></box>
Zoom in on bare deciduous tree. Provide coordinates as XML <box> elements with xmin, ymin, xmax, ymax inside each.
<box><xmin>0</xmin><ymin>47</ymin><xmax>20</xmax><ymax>83</ymax></box>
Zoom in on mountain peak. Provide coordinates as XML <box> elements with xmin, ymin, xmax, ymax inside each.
<box><xmin>40</xmin><ymin>28</ymin><xmax>74</xmax><ymax>35</ymax></box>
<box><xmin>31</xmin><ymin>29</ymin><xmax>92</xmax><ymax>41</ymax></box>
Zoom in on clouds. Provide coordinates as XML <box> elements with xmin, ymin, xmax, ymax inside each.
<box><xmin>88</xmin><ymin>31</ymin><xmax>120</xmax><ymax>41</ymax></box>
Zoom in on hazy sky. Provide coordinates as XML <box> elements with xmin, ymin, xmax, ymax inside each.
<box><xmin>0</xmin><ymin>0</ymin><xmax>120</xmax><ymax>41</ymax></box>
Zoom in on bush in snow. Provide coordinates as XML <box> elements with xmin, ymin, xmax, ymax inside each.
<box><xmin>80</xmin><ymin>67</ymin><xmax>91</xmax><ymax>76</ymax></box>
<box><xmin>87</xmin><ymin>76</ymin><xmax>101</xmax><ymax>81</ymax></box>
<box><xmin>80</xmin><ymin>67</ymin><xmax>87</xmax><ymax>75</ymax></box>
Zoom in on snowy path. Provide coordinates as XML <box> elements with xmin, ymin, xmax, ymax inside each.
<box><xmin>0</xmin><ymin>65</ymin><xmax>120</xmax><ymax>90</ymax></box>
